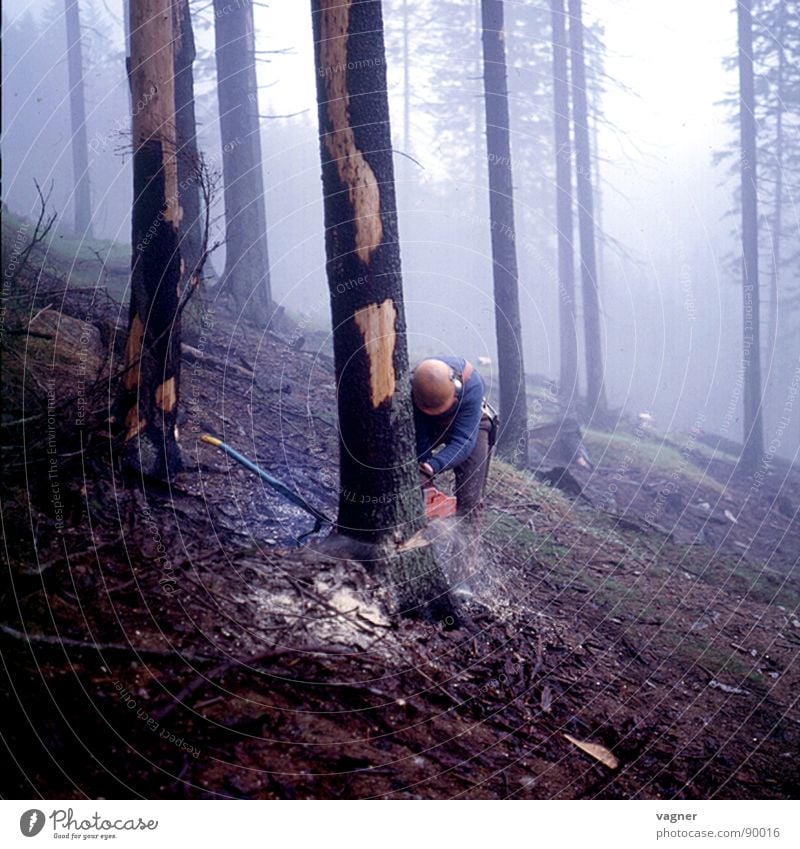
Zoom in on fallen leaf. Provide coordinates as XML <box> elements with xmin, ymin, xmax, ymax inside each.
<box><xmin>564</xmin><ymin>734</ymin><xmax>619</xmax><ymax>769</ymax></box>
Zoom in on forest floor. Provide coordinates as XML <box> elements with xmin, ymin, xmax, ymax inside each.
<box><xmin>2</xmin><ymin>223</ymin><xmax>799</xmax><ymax>800</ymax></box>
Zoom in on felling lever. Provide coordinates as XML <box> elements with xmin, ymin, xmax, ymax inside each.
<box><xmin>201</xmin><ymin>434</ymin><xmax>333</xmax><ymax>537</ymax></box>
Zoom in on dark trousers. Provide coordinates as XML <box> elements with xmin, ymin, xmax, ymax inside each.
<box><xmin>432</xmin><ymin>414</ymin><xmax>492</xmax><ymax>521</ymax></box>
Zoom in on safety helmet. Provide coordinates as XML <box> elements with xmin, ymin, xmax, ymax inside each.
<box><xmin>411</xmin><ymin>359</ymin><xmax>461</xmax><ymax>415</ymax></box>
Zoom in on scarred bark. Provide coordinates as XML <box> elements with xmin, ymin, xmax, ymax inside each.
<box><xmin>311</xmin><ymin>0</ymin><xmax>456</xmax><ymax>623</ymax></box>
<box><xmin>117</xmin><ymin>0</ymin><xmax>182</xmax><ymax>479</ymax></box>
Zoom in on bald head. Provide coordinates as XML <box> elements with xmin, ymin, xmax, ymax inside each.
<box><xmin>411</xmin><ymin>359</ymin><xmax>459</xmax><ymax>415</ymax></box>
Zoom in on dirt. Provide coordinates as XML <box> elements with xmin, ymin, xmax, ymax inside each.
<box><xmin>1</xmin><ymin>278</ymin><xmax>798</xmax><ymax>800</ymax></box>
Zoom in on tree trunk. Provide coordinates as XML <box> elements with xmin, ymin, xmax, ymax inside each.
<box><xmin>737</xmin><ymin>0</ymin><xmax>765</xmax><ymax>472</ymax></box>
<box><xmin>117</xmin><ymin>0</ymin><xmax>182</xmax><ymax>479</ymax></box>
<box><xmin>213</xmin><ymin>0</ymin><xmax>272</xmax><ymax>318</ymax></box>
<box><xmin>768</xmin><ymin>0</ymin><xmax>785</xmax><ymax>367</ymax></box>
<box><xmin>402</xmin><ymin>0</ymin><xmax>411</xmax><ymax>152</ymax></box>
<box><xmin>64</xmin><ymin>0</ymin><xmax>92</xmax><ymax>237</ymax></box>
<box><xmin>173</xmin><ymin>0</ymin><xmax>208</xmax><ymax>343</ymax></box>
<box><xmin>480</xmin><ymin>0</ymin><xmax>528</xmax><ymax>464</ymax></box>
<box><xmin>173</xmin><ymin>0</ymin><xmax>202</xmax><ymax>286</ymax></box>
<box><xmin>310</xmin><ymin>0</ymin><xmax>456</xmax><ymax>623</ymax></box>
<box><xmin>550</xmin><ymin>0</ymin><xmax>578</xmax><ymax>411</ymax></box>
<box><xmin>567</xmin><ymin>0</ymin><xmax>606</xmax><ymax>418</ymax></box>
<box><xmin>123</xmin><ymin>0</ymin><xmax>132</xmax><ymax>111</ymax></box>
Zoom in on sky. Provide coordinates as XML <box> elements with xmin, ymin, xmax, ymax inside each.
<box><xmin>3</xmin><ymin>0</ymin><xmax>739</xmax><ymax>200</ymax></box>
<box><xmin>247</xmin><ymin>0</ymin><xmax>739</xmax><ymax>155</ymax></box>
<box><xmin>2</xmin><ymin>0</ymin><xmax>756</xmax><ymax>437</ymax></box>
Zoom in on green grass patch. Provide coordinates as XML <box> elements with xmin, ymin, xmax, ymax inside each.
<box><xmin>584</xmin><ymin>427</ymin><xmax>726</xmax><ymax>495</ymax></box>
<box><xmin>2</xmin><ymin>205</ymin><xmax>129</xmax><ymax>298</ymax></box>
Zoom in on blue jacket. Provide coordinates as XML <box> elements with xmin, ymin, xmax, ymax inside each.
<box><xmin>414</xmin><ymin>356</ymin><xmax>485</xmax><ymax>474</ymax></box>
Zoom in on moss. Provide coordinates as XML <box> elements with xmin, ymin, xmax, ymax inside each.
<box><xmin>584</xmin><ymin>427</ymin><xmax>727</xmax><ymax>495</ymax></box>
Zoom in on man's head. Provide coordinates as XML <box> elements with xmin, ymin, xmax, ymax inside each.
<box><xmin>411</xmin><ymin>358</ymin><xmax>461</xmax><ymax>415</ymax></box>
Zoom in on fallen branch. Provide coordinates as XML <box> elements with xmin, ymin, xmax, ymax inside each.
<box><xmin>0</xmin><ymin>624</ymin><xmax>223</xmax><ymax>664</ymax></box>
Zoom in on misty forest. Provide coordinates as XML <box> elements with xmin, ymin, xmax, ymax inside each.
<box><xmin>2</xmin><ymin>0</ymin><xmax>799</xmax><ymax>800</ymax></box>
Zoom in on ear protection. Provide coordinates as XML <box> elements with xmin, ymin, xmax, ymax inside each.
<box><xmin>409</xmin><ymin>365</ymin><xmax>464</xmax><ymax>397</ymax></box>
<box><xmin>450</xmin><ymin>369</ymin><xmax>463</xmax><ymax>397</ymax></box>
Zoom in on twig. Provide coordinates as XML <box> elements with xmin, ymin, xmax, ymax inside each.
<box><xmin>0</xmin><ymin>624</ymin><xmax>222</xmax><ymax>664</ymax></box>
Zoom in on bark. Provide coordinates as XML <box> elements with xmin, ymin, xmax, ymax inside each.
<box><xmin>737</xmin><ymin>0</ymin><xmax>765</xmax><ymax>472</ymax></box>
<box><xmin>550</xmin><ymin>0</ymin><xmax>578</xmax><ymax>411</ymax></box>
<box><xmin>567</xmin><ymin>0</ymin><xmax>606</xmax><ymax>417</ymax></box>
<box><xmin>64</xmin><ymin>0</ymin><xmax>92</xmax><ymax>236</ymax></box>
<box><xmin>213</xmin><ymin>0</ymin><xmax>272</xmax><ymax>317</ymax></box>
<box><xmin>480</xmin><ymin>0</ymin><xmax>528</xmax><ymax>464</ymax></box>
<box><xmin>123</xmin><ymin>0</ymin><xmax>131</xmax><ymax>110</ymax></box>
<box><xmin>767</xmin><ymin>0</ymin><xmax>785</xmax><ymax>366</ymax></box>
<box><xmin>173</xmin><ymin>0</ymin><xmax>208</xmax><ymax>343</ymax></box>
<box><xmin>402</xmin><ymin>0</ymin><xmax>410</xmax><ymax>152</ymax></box>
<box><xmin>117</xmin><ymin>0</ymin><xmax>182</xmax><ymax>479</ymax></box>
<box><xmin>474</xmin><ymin>0</ymin><xmax>483</xmax><ymax>194</ymax></box>
<box><xmin>311</xmin><ymin>0</ymin><xmax>456</xmax><ymax>623</ymax></box>
<box><xmin>173</xmin><ymin>0</ymin><xmax>202</xmax><ymax>288</ymax></box>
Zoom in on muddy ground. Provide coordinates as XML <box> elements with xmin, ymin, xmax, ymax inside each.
<box><xmin>1</xmin><ymin>270</ymin><xmax>799</xmax><ymax>800</ymax></box>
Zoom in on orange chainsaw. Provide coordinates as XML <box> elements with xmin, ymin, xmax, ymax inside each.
<box><xmin>421</xmin><ymin>473</ymin><xmax>457</xmax><ymax>519</ymax></box>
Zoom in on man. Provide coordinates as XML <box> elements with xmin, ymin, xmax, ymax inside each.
<box><xmin>411</xmin><ymin>356</ymin><xmax>497</xmax><ymax>521</ymax></box>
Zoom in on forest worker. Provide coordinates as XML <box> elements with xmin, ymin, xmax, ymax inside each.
<box><xmin>411</xmin><ymin>356</ymin><xmax>498</xmax><ymax>521</ymax></box>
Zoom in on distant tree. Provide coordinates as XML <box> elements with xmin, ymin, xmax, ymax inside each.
<box><xmin>64</xmin><ymin>0</ymin><xmax>92</xmax><ymax>236</ymax></box>
<box><xmin>751</xmin><ymin>0</ymin><xmax>800</xmax><ymax>357</ymax></box>
<box><xmin>480</xmin><ymin>0</ymin><xmax>528</xmax><ymax>463</ymax></box>
<box><xmin>213</xmin><ymin>0</ymin><xmax>272</xmax><ymax>318</ymax></box>
<box><xmin>116</xmin><ymin>0</ymin><xmax>182</xmax><ymax>478</ymax></box>
<box><xmin>549</xmin><ymin>0</ymin><xmax>578</xmax><ymax>411</ymax></box>
<box><xmin>310</xmin><ymin>0</ymin><xmax>456</xmax><ymax>622</ymax></box>
<box><xmin>737</xmin><ymin>0</ymin><xmax>765</xmax><ymax>472</ymax></box>
<box><xmin>567</xmin><ymin>0</ymin><xmax>606</xmax><ymax>419</ymax></box>
<box><xmin>714</xmin><ymin>0</ymin><xmax>800</xmax><ymax>453</ymax></box>
<box><xmin>715</xmin><ymin>0</ymin><xmax>800</xmax><ymax>335</ymax></box>
<box><xmin>401</xmin><ymin>0</ymin><xmax>411</xmax><ymax>152</ymax></box>
<box><xmin>173</xmin><ymin>0</ymin><xmax>202</xmax><ymax>286</ymax></box>
<box><xmin>172</xmin><ymin>0</ymin><xmax>210</xmax><ymax>345</ymax></box>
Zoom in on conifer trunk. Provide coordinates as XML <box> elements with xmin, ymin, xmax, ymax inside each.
<box><xmin>311</xmin><ymin>0</ymin><xmax>456</xmax><ymax>622</ymax></box>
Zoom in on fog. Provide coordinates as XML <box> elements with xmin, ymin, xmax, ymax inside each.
<box><xmin>3</xmin><ymin>0</ymin><xmax>798</xmax><ymax>459</ymax></box>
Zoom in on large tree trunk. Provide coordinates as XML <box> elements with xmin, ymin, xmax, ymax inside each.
<box><xmin>64</xmin><ymin>0</ymin><xmax>92</xmax><ymax>236</ymax></box>
<box><xmin>567</xmin><ymin>0</ymin><xmax>606</xmax><ymax>418</ymax></box>
<box><xmin>311</xmin><ymin>0</ymin><xmax>456</xmax><ymax>623</ymax></box>
<box><xmin>117</xmin><ymin>0</ymin><xmax>182</xmax><ymax>479</ymax></box>
<box><xmin>213</xmin><ymin>0</ymin><xmax>272</xmax><ymax>318</ymax></box>
<box><xmin>550</xmin><ymin>0</ymin><xmax>578</xmax><ymax>411</ymax></box>
<box><xmin>737</xmin><ymin>0</ymin><xmax>765</xmax><ymax>472</ymax></box>
<box><xmin>480</xmin><ymin>0</ymin><xmax>528</xmax><ymax>464</ymax></box>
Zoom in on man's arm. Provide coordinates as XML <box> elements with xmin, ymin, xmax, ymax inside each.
<box><xmin>427</xmin><ymin>383</ymin><xmax>483</xmax><ymax>473</ymax></box>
